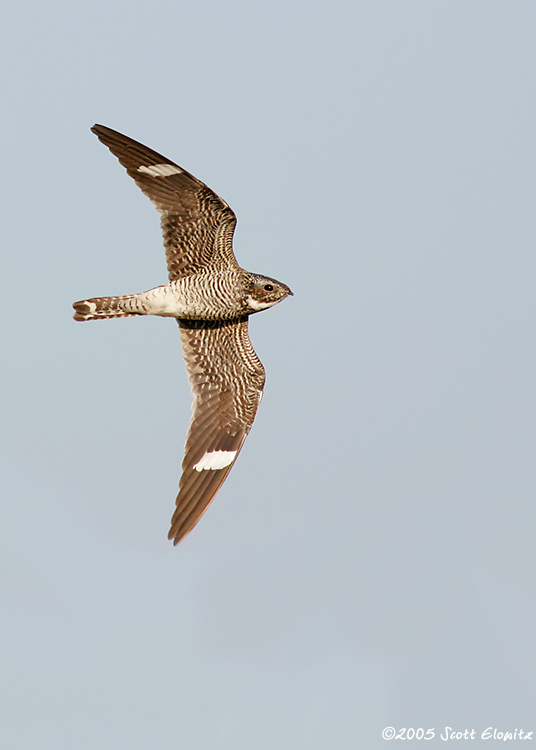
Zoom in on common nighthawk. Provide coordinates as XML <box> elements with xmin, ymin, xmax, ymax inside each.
<box><xmin>73</xmin><ymin>125</ymin><xmax>292</xmax><ymax>545</ymax></box>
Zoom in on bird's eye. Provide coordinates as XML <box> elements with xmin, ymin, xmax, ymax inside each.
<box><xmin>264</xmin><ymin>284</ymin><xmax>274</xmax><ymax>291</ymax></box>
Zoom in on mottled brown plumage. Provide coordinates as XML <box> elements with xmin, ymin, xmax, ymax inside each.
<box><xmin>73</xmin><ymin>125</ymin><xmax>292</xmax><ymax>544</ymax></box>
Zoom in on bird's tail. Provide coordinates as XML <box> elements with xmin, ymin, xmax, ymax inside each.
<box><xmin>72</xmin><ymin>295</ymin><xmax>141</xmax><ymax>321</ymax></box>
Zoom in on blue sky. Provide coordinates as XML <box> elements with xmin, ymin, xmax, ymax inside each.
<box><xmin>1</xmin><ymin>1</ymin><xmax>536</xmax><ymax>747</ymax></box>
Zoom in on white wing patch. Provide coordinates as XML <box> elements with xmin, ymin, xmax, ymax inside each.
<box><xmin>193</xmin><ymin>450</ymin><xmax>237</xmax><ymax>472</ymax></box>
<box><xmin>138</xmin><ymin>164</ymin><xmax>183</xmax><ymax>177</ymax></box>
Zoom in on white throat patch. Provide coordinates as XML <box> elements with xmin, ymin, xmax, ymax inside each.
<box><xmin>247</xmin><ymin>296</ymin><xmax>276</xmax><ymax>311</ymax></box>
<box><xmin>193</xmin><ymin>450</ymin><xmax>237</xmax><ymax>472</ymax></box>
<box><xmin>138</xmin><ymin>163</ymin><xmax>183</xmax><ymax>177</ymax></box>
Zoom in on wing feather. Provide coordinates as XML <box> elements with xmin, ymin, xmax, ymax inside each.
<box><xmin>169</xmin><ymin>318</ymin><xmax>265</xmax><ymax>545</ymax></box>
<box><xmin>91</xmin><ymin>124</ymin><xmax>239</xmax><ymax>280</ymax></box>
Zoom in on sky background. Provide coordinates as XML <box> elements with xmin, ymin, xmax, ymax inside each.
<box><xmin>1</xmin><ymin>1</ymin><xmax>536</xmax><ymax>747</ymax></box>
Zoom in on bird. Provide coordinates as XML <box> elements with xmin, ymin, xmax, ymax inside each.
<box><xmin>73</xmin><ymin>125</ymin><xmax>292</xmax><ymax>545</ymax></box>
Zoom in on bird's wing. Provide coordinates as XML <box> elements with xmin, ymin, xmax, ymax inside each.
<box><xmin>91</xmin><ymin>124</ymin><xmax>239</xmax><ymax>279</ymax></box>
<box><xmin>169</xmin><ymin>317</ymin><xmax>265</xmax><ymax>545</ymax></box>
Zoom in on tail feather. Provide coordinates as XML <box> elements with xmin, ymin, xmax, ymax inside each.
<box><xmin>72</xmin><ymin>295</ymin><xmax>140</xmax><ymax>321</ymax></box>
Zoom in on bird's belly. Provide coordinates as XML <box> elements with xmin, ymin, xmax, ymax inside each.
<box><xmin>139</xmin><ymin>278</ymin><xmax>241</xmax><ymax>319</ymax></box>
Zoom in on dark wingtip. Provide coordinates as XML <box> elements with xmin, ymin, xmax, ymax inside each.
<box><xmin>168</xmin><ymin>529</ymin><xmax>183</xmax><ymax>546</ymax></box>
<box><xmin>91</xmin><ymin>124</ymin><xmax>118</xmax><ymax>140</ymax></box>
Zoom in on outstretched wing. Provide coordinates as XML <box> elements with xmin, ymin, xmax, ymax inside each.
<box><xmin>170</xmin><ymin>318</ymin><xmax>265</xmax><ymax>545</ymax></box>
<box><xmin>91</xmin><ymin>124</ymin><xmax>238</xmax><ymax>280</ymax></box>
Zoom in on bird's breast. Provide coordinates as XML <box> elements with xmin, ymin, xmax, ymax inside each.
<box><xmin>151</xmin><ymin>272</ymin><xmax>245</xmax><ymax>319</ymax></box>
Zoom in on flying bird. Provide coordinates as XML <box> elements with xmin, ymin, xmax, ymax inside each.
<box><xmin>73</xmin><ymin>125</ymin><xmax>292</xmax><ymax>545</ymax></box>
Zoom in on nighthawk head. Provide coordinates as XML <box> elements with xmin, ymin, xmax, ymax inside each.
<box><xmin>244</xmin><ymin>273</ymin><xmax>293</xmax><ymax>314</ymax></box>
